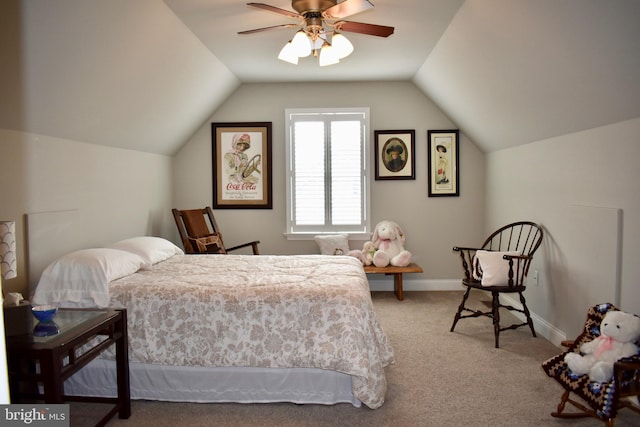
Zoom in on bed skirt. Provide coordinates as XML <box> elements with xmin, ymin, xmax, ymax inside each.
<box><xmin>64</xmin><ymin>359</ymin><xmax>362</xmax><ymax>407</ymax></box>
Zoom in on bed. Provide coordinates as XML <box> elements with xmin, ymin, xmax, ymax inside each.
<box><xmin>31</xmin><ymin>236</ymin><xmax>396</xmax><ymax>409</ymax></box>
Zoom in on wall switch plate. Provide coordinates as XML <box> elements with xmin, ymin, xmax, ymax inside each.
<box><xmin>532</xmin><ymin>270</ymin><xmax>539</xmax><ymax>285</ymax></box>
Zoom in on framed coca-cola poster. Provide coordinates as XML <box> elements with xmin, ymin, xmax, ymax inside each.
<box><xmin>212</xmin><ymin>122</ymin><xmax>272</xmax><ymax>209</ymax></box>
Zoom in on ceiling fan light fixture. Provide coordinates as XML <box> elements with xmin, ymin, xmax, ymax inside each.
<box><xmin>291</xmin><ymin>30</ymin><xmax>312</xmax><ymax>57</ymax></box>
<box><xmin>331</xmin><ymin>32</ymin><xmax>353</xmax><ymax>59</ymax></box>
<box><xmin>313</xmin><ymin>35</ymin><xmax>326</xmax><ymax>50</ymax></box>
<box><xmin>319</xmin><ymin>42</ymin><xmax>339</xmax><ymax>66</ymax></box>
<box><xmin>278</xmin><ymin>41</ymin><xmax>299</xmax><ymax>64</ymax></box>
<box><xmin>242</xmin><ymin>1</ymin><xmax>395</xmax><ymax>67</ymax></box>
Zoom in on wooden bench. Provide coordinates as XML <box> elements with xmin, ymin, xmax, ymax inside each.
<box><xmin>363</xmin><ymin>262</ymin><xmax>423</xmax><ymax>301</ymax></box>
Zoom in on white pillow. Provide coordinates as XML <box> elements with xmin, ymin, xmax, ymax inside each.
<box><xmin>32</xmin><ymin>248</ymin><xmax>147</xmax><ymax>308</ymax></box>
<box><xmin>108</xmin><ymin>236</ymin><xmax>183</xmax><ymax>266</ymax></box>
<box><xmin>473</xmin><ymin>250</ymin><xmax>521</xmax><ymax>286</ymax></box>
<box><xmin>314</xmin><ymin>234</ymin><xmax>350</xmax><ymax>256</ymax></box>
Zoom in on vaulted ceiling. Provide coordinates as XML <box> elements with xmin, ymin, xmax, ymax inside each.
<box><xmin>1</xmin><ymin>0</ymin><xmax>639</xmax><ymax>155</ymax></box>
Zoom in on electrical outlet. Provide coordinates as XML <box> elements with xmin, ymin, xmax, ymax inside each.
<box><xmin>532</xmin><ymin>270</ymin><xmax>539</xmax><ymax>286</ymax></box>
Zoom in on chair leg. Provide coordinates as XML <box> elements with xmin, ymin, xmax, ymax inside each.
<box><xmin>551</xmin><ymin>389</ymin><xmax>604</xmax><ymax>422</ymax></box>
<box><xmin>492</xmin><ymin>292</ymin><xmax>501</xmax><ymax>348</ymax></box>
<box><xmin>552</xmin><ymin>389</ymin><xmax>570</xmax><ymax>417</ymax></box>
<box><xmin>551</xmin><ymin>390</ymin><xmax>591</xmax><ymax>419</ymax></box>
<box><xmin>450</xmin><ymin>287</ymin><xmax>471</xmax><ymax>332</ymax></box>
<box><xmin>519</xmin><ymin>292</ymin><xmax>537</xmax><ymax>338</ymax></box>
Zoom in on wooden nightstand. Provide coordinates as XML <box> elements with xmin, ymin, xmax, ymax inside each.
<box><xmin>5</xmin><ymin>308</ymin><xmax>130</xmax><ymax>426</ymax></box>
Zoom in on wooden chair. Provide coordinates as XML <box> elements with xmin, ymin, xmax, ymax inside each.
<box><xmin>172</xmin><ymin>207</ymin><xmax>260</xmax><ymax>255</ymax></box>
<box><xmin>542</xmin><ymin>303</ymin><xmax>640</xmax><ymax>426</ymax></box>
<box><xmin>450</xmin><ymin>221</ymin><xmax>543</xmax><ymax>348</ymax></box>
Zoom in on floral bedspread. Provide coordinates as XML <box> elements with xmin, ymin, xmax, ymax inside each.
<box><xmin>105</xmin><ymin>254</ymin><xmax>396</xmax><ymax>408</ymax></box>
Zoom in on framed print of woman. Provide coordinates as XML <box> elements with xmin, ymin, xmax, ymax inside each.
<box><xmin>435</xmin><ymin>144</ymin><xmax>449</xmax><ymax>184</ymax></box>
<box><xmin>383</xmin><ymin>138</ymin><xmax>407</xmax><ymax>172</ymax></box>
<box><xmin>428</xmin><ymin>129</ymin><xmax>459</xmax><ymax>197</ymax></box>
<box><xmin>212</xmin><ymin>122</ymin><xmax>273</xmax><ymax>209</ymax></box>
<box><xmin>374</xmin><ymin>130</ymin><xmax>415</xmax><ymax>180</ymax></box>
<box><xmin>224</xmin><ymin>133</ymin><xmax>261</xmax><ymax>185</ymax></box>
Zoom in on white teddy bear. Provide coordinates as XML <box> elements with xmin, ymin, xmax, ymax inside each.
<box><xmin>564</xmin><ymin>310</ymin><xmax>640</xmax><ymax>382</ymax></box>
<box><xmin>371</xmin><ymin>220</ymin><xmax>412</xmax><ymax>268</ymax></box>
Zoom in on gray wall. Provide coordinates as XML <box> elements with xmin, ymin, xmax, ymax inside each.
<box><xmin>0</xmin><ymin>129</ymin><xmax>173</xmax><ymax>296</ymax></box>
<box><xmin>486</xmin><ymin>117</ymin><xmax>640</xmax><ymax>339</ymax></box>
<box><xmin>6</xmin><ymin>78</ymin><xmax>636</xmax><ymax>345</ymax></box>
<box><xmin>173</xmin><ymin>81</ymin><xmax>487</xmax><ymax>281</ymax></box>
<box><xmin>175</xmin><ymin>81</ymin><xmax>640</xmax><ymax>344</ymax></box>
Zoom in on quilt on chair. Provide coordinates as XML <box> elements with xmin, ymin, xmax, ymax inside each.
<box><xmin>541</xmin><ymin>303</ymin><xmax>640</xmax><ymax>421</ymax></box>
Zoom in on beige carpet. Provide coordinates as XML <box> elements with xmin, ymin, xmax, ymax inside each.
<box><xmin>73</xmin><ymin>291</ymin><xmax>638</xmax><ymax>426</ymax></box>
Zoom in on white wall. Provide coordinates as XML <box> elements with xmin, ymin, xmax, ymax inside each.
<box><xmin>173</xmin><ymin>81</ymin><xmax>486</xmax><ymax>281</ymax></box>
<box><xmin>486</xmin><ymin>118</ymin><xmax>640</xmax><ymax>337</ymax></box>
<box><xmin>414</xmin><ymin>0</ymin><xmax>640</xmax><ymax>153</ymax></box>
<box><xmin>0</xmin><ymin>0</ymin><xmax>239</xmax><ymax>156</ymax></box>
<box><xmin>0</xmin><ymin>129</ymin><xmax>173</xmax><ymax>297</ymax></box>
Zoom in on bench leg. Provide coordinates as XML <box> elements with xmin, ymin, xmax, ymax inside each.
<box><xmin>393</xmin><ymin>273</ymin><xmax>404</xmax><ymax>301</ymax></box>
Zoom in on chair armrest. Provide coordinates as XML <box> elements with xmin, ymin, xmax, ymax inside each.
<box><xmin>453</xmin><ymin>247</ymin><xmax>533</xmax><ymax>286</ymax></box>
<box><xmin>499</xmin><ymin>254</ymin><xmax>533</xmax><ymax>287</ymax></box>
<box><xmin>614</xmin><ymin>354</ymin><xmax>640</xmax><ymax>398</ymax></box>
<box><xmin>452</xmin><ymin>246</ymin><xmax>483</xmax><ymax>281</ymax></box>
<box><xmin>615</xmin><ymin>354</ymin><xmax>640</xmax><ymax>370</ymax></box>
<box><xmin>502</xmin><ymin>254</ymin><xmax>532</xmax><ymax>260</ymax></box>
<box><xmin>226</xmin><ymin>240</ymin><xmax>261</xmax><ymax>255</ymax></box>
<box><xmin>452</xmin><ymin>246</ymin><xmax>483</xmax><ymax>252</ymax></box>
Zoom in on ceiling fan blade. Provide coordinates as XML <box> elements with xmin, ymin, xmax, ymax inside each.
<box><xmin>238</xmin><ymin>23</ymin><xmax>300</xmax><ymax>35</ymax></box>
<box><xmin>324</xmin><ymin>0</ymin><xmax>373</xmax><ymax>19</ymax></box>
<box><xmin>246</xmin><ymin>3</ymin><xmax>301</xmax><ymax>19</ymax></box>
<box><xmin>337</xmin><ymin>21</ymin><xmax>394</xmax><ymax>37</ymax></box>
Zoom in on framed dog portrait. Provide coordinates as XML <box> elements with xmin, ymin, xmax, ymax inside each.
<box><xmin>212</xmin><ymin>122</ymin><xmax>272</xmax><ymax>209</ymax></box>
<box><xmin>374</xmin><ymin>130</ymin><xmax>415</xmax><ymax>180</ymax></box>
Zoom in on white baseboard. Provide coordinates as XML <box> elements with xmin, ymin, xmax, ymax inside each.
<box><xmin>369</xmin><ymin>278</ymin><xmax>567</xmax><ymax>347</ymax></box>
<box><xmin>499</xmin><ymin>294</ymin><xmax>567</xmax><ymax>348</ymax></box>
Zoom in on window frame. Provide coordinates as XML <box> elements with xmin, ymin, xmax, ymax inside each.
<box><xmin>284</xmin><ymin>107</ymin><xmax>371</xmax><ymax>240</ymax></box>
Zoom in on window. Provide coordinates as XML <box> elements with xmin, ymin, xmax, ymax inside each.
<box><xmin>285</xmin><ymin>107</ymin><xmax>370</xmax><ymax>238</ymax></box>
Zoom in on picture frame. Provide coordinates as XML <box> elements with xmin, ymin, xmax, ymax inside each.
<box><xmin>427</xmin><ymin>129</ymin><xmax>459</xmax><ymax>197</ymax></box>
<box><xmin>212</xmin><ymin>122</ymin><xmax>272</xmax><ymax>209</ymax></box>
<box><xmin>374</xmin><ymin>130</ymin><xmax>415</xmax><ymax>180</ymax></box>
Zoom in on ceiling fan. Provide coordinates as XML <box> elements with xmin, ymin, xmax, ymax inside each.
<box><xmin>238</xmin><ymin>0</ymin><xmax>394</xmax><ymax>66</ymax></box>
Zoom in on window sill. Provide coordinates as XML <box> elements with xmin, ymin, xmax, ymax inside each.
<box><xmin>284</xmin><ymin>232</ymin><xmax>371</xmax><ymax>241</ymax></box>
